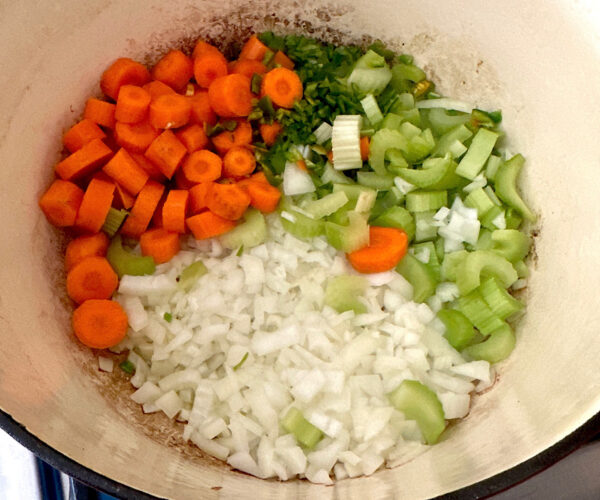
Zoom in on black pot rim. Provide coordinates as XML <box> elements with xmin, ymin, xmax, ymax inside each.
<box><xmin>1</xmin><ymin>407</ymin><xmax>599</xmax><ymax>499</ymax></box>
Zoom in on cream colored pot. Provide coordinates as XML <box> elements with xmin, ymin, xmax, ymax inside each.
<box><xmin>1</xmin><ymin>0</ymin><xmax>600</xmax><ymax>498</ymax></box>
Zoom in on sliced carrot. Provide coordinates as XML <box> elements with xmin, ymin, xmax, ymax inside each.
<box><xmin>72</xmin><ymin>299</ymin><xmax>128</xmax><ymax>349</ymax></box>
<box><xmin>239</xmin><ymin>35</ymin><xmax>268</xmax><ymax>61</ymax></box>
<box><xmin>208</xmin><ymin>74</ymin><xmax>253</xmax><ymax>117</ymax></box>
<box><xmin>211</xmin><ymin>120</ymin><xmax>253</xmax><ymax>154</ymax></box>
<box><xmin>259</xmin><ymin>121</ymin><xmax>282</xmax><ymax>146</ymax></box>
<box><xmin>66</xmin><ymin>256</ymin><xmax>118</xmax><ymax>304</ymax></box>
<box><xmin>144</xmin><ymin>130</ymin><xmax>187</xmax><ymax>179</ymax></box>
<box><xmin>149</xmin><ymin>93</ymin><xmax>192</xmax><ymax>129</ymax></box>
<box><xmin>114</xmin><ymin>85</ymin><xmax>151</xmax><ymax>124</ymax></box>
<box><xmin>249</xmin><ymin>171</ymin><xmax>269</xmax><ymax>184</ymax></box>
<box><xmin>102</xmin><ymin>148</ymin><xmax>149</xmax><ymax>195</ymax></box>
<box><xmin>360</xmin><ymin>136</ymin><xmax>370</xmax><ymax>161</ymax></box>
<box><xmin>100</xmin><ymin>57</ymin><xmax>151</xmax><ymax>101</ymax></box>
<box><xmin>246</xmin><ymin>181</ymin><xmax>281</xmax><ymax>213</ymax></box>
<box><xmin>150</xmin><ymin>195</ymin><xmax>166</xmax><ymax>228</ymax></box>
<box><xmin>296</xmin><ymin>159</ymin><xmax>308</xmax><ymax>172</ymax></box>
<box><xmin>151</xmin><ymin>50</ymin><xmax>193</xmax><ymax>92</ymax></box>
<box><xmin>129</xmin><ymin>151</ymin><xmax>165</xmax><ymax>182</ymax></box>
<box><xmin>120</xmin><ymin>180</ymin><xmax>165</xmax><ymax>238</ymax></box>
<box><xmin>74</xmin><ymin>178</ymin><xmax>115</xmax><ymax>233</ymax></box>
<box><xmin>65</xmin><ymin>233</ymin><xmax>110</xmax><ymax>271</ymax></box>
<box><xmin>206</xmin><ymin>182</ymin><xmax>250</xmax><ymax>221</ymax></box>
<box><xmin>186</xmin><ymin>210</ymin><xmax>236</xmax><ymax>239</ymax></box>
<box><xmin>193</xmin><ymin>52</ymin><xmax>228</xmax><ymax>89</ymax></box>
<box><xmin>142</xmin><ymin>80</ymin><xmax>176</xmax><ymax>99</ymax></box>
<box><xmin>174</xmin><ymin>167</ymin><xmax>196</xmax><ymax>190</ymax></box>
<box><xmin>347</xmin><ymin>226</ymin><xmax>409</xmax><ymax>274</ymax></box>
<box><xmin>176</xmin><ymin>123</ymin><xmax>209</xmax><ymax>153</ymax></box>
<box><xmin>222</xmin><ymin>146</ymin><xmax>256</xmax><ymax>177</ymax></box>
<box><xmin>113</xmin><ymin>120</ymin><xmax>159</xmax><ymax>153</ymax></box>
<box><xmin>84</xmin><ymin>98</ymin><xmax>116</xmax><ymax>129</ymax></box>
<box><xmin>140</xmin><ymin>228</ymin><xmax>181</xmax><ymax>264</ymax></box>
<box><xmin>327</xmin><ymin>150</ymin><xmax>334</xmax><ymax>164</ymax></box>
<box><xmin>188</xmin><ymin>90</ymin><xmax>217</xmax><ymax>125</ymax></box>
<box><xmin>192</xmin><ymin>40</ymin><xmax>222</xmax><ymax>60</ymax></box>
<box><xmin>231</xmin><ymin>59</ymin><xmax>267</xmax><ymax>79</ymax></box>
<box><xmin>162</xmin><ymin>189</ymin><xmax>189</xmax><ymax>233</ymax></box>
<box><xmin>114</xmin><ymin>182</ymin><xmax>135</xmax><ymax>210</ymax></box>
<box><xmin>261</xmin><ymin>67</ymin><xmax>303</xmax><ymax>109</ymax></box>
<box><xmin>182</xmin><ymin>149</ymin><xmax>222</xmax><ymax>183</ymax></box>
<box><xmin>55</xmin><ymin>138</ymin><xmax>113</xmax><ymax>181</ymax></box>
<box><xmin>274</xmin><ymin>50</ymin><xmax>294</xmax><ymax>70</ymax></box>
<box><xmin>63</xmin><ymin>119</ymin><xmax>106</xmax><ymax>153</ymax></box>
<box><xmin>39</xmin><ymin>179</ymin><xmax>84</xmax><ymax>227</ymax></box>
<box><xmin>188</xmin><ymin>182</ymin><xmax>212</xmax><ymax>214</ymax></box>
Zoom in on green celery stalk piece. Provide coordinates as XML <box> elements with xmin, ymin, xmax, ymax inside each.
<box><xmin>220</xmin><ymin>209</ymin><xmax>267</xmax><ymax>250</ymax></box>
<box><xmin>106</xmin><ymin>235</ymin><xmax>155</xmax><ymax>278</ymax></box>
<box><xmin>514</xmin><ymin>260</ymin><xmax>529</xmax><ymax>278</ymax></box>
<box><xmin>304</xmin><ymin>191</ymin><xmax>349</xmax><ymax>219</ymax></box>
<box><xmin>456</xmin><ymin>128</ymin><xmax>499</xmax><ymax>180</ymax></box>
<box><xmin>456</xmin><ymin>250</ymin><xmax>518</xmax><ymax>296</ymax></box>
<box><xmin>356</xmin><ymin>171</ymin><xmax>395</xmax><ymax>190</ymax></box>
<box><xmin>396</xmin><ymin>253</ymin><xmax>438</xmax><ymax>302</ymax></box>
<box><xmin>425</xmin><ymin>108</ymin><xmax>471</xmax><ymax>136</ymax></box>
<box><xmin>412</xmin><ymin>241</ymin><xmax>441</xmax><ymax>280</ymax></box>
<box><xmin>414</xmin><ymin>211</ymin><xmax>439</xmax><ymax>242</ymax></box>
<box><xmin>388</xmin><ymin>380</ymin><xmax>445</xmax><ymax>444</ymax></box>
<box><xmin>458</xmin><ymin>290</ymin><xmax>506</xmax><ymax>335</ymax></box>
<box><xmin>476</xmin><ymin>229</ymin><xmax>494</xmax><ymax>251</ymax></box>
<box><xmin>437</xmin><ymin>309</ymin><xmax>476</xmax><ymax>350</ymax></box>
<box><xmin>321</xmin><ymin>163</ymin><xmax>354</xmax><ymax>185</ymax></box>
<box><xmin>371</xmin><ymin>206</ymin><xmax>415</xmax><ymax>241</ymax></box>
<box><xmin>178</xmin><ymin>260</ymin><xmax>207</xmax><ymax>291</ymax></box>
<box><xmin>406</xmin><ymin>190</ymin><xmax>448</xmax><ymax>212</ymax></box>
<box><xmin>395</xmin><ymin>156</ymin><xmax>451</xmax><ymax>188</ymax></box>
<box><xmin>325</xmin><ymin>211</ymin><xmax>369</xmax><ymax>253</ymax></box>
<box><xmin>464</xmin><ymin>187</ymin><xmax>495</xmax><ymax>217</ymax></box>
<box><xmin>441</xmin><ymin>250</ymin><xmax>468</xmax><ymax>281</ymax></box>
<box><xmin>325</xmin><ymin>275</ymin><xmax>368</xmax><ymax>314</ymax></box>
<box><xmin>280</xmin><ymin>209</ymin><xmax>325</xmax><ymax>239</ymax></box>
<box><xmin>495</xmin><ymin>154</ymin><xmax>536</xmax><ymax>222</ymax></box>
<box><xmin>369</xmin><ymin>128</ymin><xmax>409</xmax><ymax>175</ymax></box>
<box><xmin>463</xmin><ymin>323</ymin><xmax>516</xmax><ymax>363</ymax></box>
<box><xmin>491</xmin><ymin>229</ymin><xmax>531</xmax><ymax>263</ymax></box>
<box><xmin>479</xmin><ymin>277</ymin><xmax>524</xmax><ymax>320</ymax></box>
<box><xmin>281</xmin><ymin>407</ymin><xmax>323</xmax><ymax>449</ymax></box>
<box><xmin>431</xmin><ymin>124</ymin><xmax>473</xmax><ymax>157</ymax></box>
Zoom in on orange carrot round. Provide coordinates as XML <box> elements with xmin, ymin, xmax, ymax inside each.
<box><xmin>143</xmin><ymin>80</ymin><xmax>176</xmax><ymax>99</ymax></box>
<box><xmin>63</xmin><ymin>119</ymin><xmax>106</xmax><ymax>153</ymax></box>
<box><xmin>360</xmin><ymin>136</ymin><xmax>370</xmax><ymax>161</ymax></box>
<box><xmin>162</xmin><ymin>189</ymin><xmax>189</xmax><ymax>233</ymax></box>
<box><xmin>151</xmin><ymin>50</ymin><xmax>193</xmax><ymax>92</ymax></box>
<box><xmin>188</xmin><ymin>182</ymin><xmax>212</xmax><ymax>214</ymax></box>
<box><xmin>114</xmin><ymin>183</ymin><xmax>135</xmax><ymax>210</ymax></box>
<box><xmin>120</xmin><ymin>180</ymin><xmax>165</xmax><ymax>238</ymax></box>
<box><xmin>186</xmin><ymin>211</ymin><xmax>236</xmax><ymax>239</ymax></box>
<box><xmin>188</xmin><ymin>90</ymin><xmax>217</xmax><ymax>125</ymax></box>
<box><xmin>176</xmin><ymin>123</ymin><xmax>209</xmax><ymax>153</ymax></box>
<box><xmin>193</xmin><ymin>52</ymin><xmax>228</xmax><ymax>88</ymax></box>
<box><xmin>222</xmin><ymin>146</ymin><xmax>256</xmax><ymax>178</ymax></box>
<box><xmin>273</xmin><ymin>50</ymin><xmax>295</xmax><ymax>70</ymax></box>
<box><xmin>55</xmin><ymin>138</ymin><xmax>113</xmax><ymax>181</ymax></box>
<box><xmin>65</xmin><ymin>233</ymin><xmax>110</xmax><ymax>271</ymax></box>
<box><xmin>238</xmin><ymin>35</ymin><xmax>268</xmax><ymax>61</ymax></box>
<box><xmin>39</xmin><ymin>179</ymin><xmax>85</xmax><ymax>227</ymax></box>
<box><xmin>74</xmin><ymin>178</ymin><xmax>115</xmax><ymax>233</ymax></box>
<box><xmin>206</xmin><ymin>182</ymin><xmax>251</xmax><ymax>221</ymax></box>
<box><xmin>144</xmin><ymin>130</ymin><xmax>187</xmax><ymax>179</ymax></box>
<box><xmin>261</xmin><ymin>67</ymin><xmax>303</xmax><ymax>108</ymax></box>
<box><xmin>245</xmin><ymin>181</ymin><xmax>281</xmax><ymax>213</ymax></box>
<box><xmin>100</xmin><ymin>58</ymin><xmax>151</xmax><ymax>101</ymax></box>
<box><xmin>259</xmin><ymin>121</ymin><xmax>282</xmax><ymax>146</ymax></box>
<box><xmin>129</xmin><ymin>151</ymin><xmax>165</xmax><ymax>182</ymax></box>
<box><xmin>211</xmin><ymin>120</ymin><xmax>253</xmax><ymax>154</ymax></box>
<box><xmin>149</xmin><ymin>93</ymin><xmax>192</xmax><ymax>129</ymax></box>
<box><xmin>140</xmin><ymin>228</ymin><xmax>181</xmax><ymax>264</ymax></box>
<box><xmin>192</xmin><ymin>40</ymin><xmax>222</xmax><ymax>60</ymax></box>
<box><xmin>113</xmin><ymin>120</ymin><xmax>158</xmax><ymax>154</ymax></box>
<box><xmin>114</xmin><ymin>85</ymin><xmax>151</xmax><ymax>124</ymax></box>
<box><xmin>102</xmin><ymin>148</ymin><xmax>149</xmax><ymax>195</ymax></box>
<box><xmin>231</xmin><ymin>59</ymin><xmax>267</xmax><ymax>79</ymax></box>
<box><xmin>72</xmin><ymin>299</ymin><xmax>128</xmax><ymax>349</ymax></box>
<box><xmin>84</xmin><ymin>98</ymin><xmax>116</xmax><ymax>129</ymax></box>
<box><xmin>347</xmin><ymin>226</ymin><xmax>409</xmax><ymax>274</ymax></box>
<box><xmin>208</xmin><ymin>74</ymin><xmax>253</xmax><ymax>117</ymax></box>
<box><xmin>66</xmin><ymin>256</ymin><xmax>119</xmax><ymax>304</ymax></box>
<box><xmin>174</xmin><ymin>167</ymin><xmax>196</xmax><ymax>190</ymax></box>
<box><xmin>182</xmin><ymin>150</ymin><xmax>222</xmax><ymax>183</ymax></box>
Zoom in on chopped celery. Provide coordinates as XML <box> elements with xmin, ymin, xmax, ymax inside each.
<box><xmin>360</xmin><ymin>94</ymin><xmax>384</xmax><ymax>125</ymax></box>
<box><xmin>400</xmin><ymin>121</ymin><xmax>421</xmax><ymax>139</ymax></box>
<box><xmin>464</xmin><ymin>187</ymin><xmax>495</xmax><ymax>217</ymax></box>
<box><xmin>484</xmin><ymin>185</ymin><xmax>502</xmax><ymax>206</ymax></box>
<box><xmin>385</xmin><ymin>149</ymin><xmax>409</xmax><ymax>171</ymax></box>
<box><xmin>491</xmin><ymin>229</ymin><xmax>531</xmax><ymax>262</ymax></box>
<box><xmin>332</xmin><ymin>183</ymin><xmax>376</xmax><ymax>208</ymax></box>
<box><xmin>348</xmin><ymin>68</ymin><xmax>392</xmax><ymax>95</ymax></box>
<box><xmin>414</xmin><ymin>211</ymin><xmax>438</xmax><ymax>242</ymax></box>
<box><xmin>479</xmin><ymin>277</ymin><xmax>524</xmax><ymax>320</ymax></box>
<box><xmin>356</xmin><ymin>171</ymin><xmax>395</xmax><ymax>189</ymax></box>
<box><xmin>425</xmin><ymin>108</ymin><xmax>471</xmax><ymax>136</ymax></box>
<box><xmin>220</xmin><ymin>209</ymin><xmax>267</xmax><ymax>250</ymax></box>
<box><xmin>304</xmin><ymin>191</ymin><xmax>349</xmax><ymax>219</ymax></box>
<box><xmin>441</xmin><ymin>250</ymin><xmax>468</xmax><ymax>281</ymax></box>
<box><xmin>281</xmin><ymin>407</ymin><xmax>323</xmax><ymax>449</ymax></box>
<box><xmin>332</xmin><ymin>115</ymin><xmax>362</xmax><ymax>170</ymax></box>
<box><xmin>463</xmin><ymin>323</ymin><xmax>515</xmax><ymax>363</ymax></box>
<box><xmin>406</xmin><ymin>190</ymin><xmax>447</xmax><ymax>212</ymax></box>
<box><xmin>369</xmin><ymin>128</ymin><xmax>409</xmax><ymax>175</ymax></box>
<box><xmin>325</xmin><ymin>275</ymin><xmax>368</xmax><ymax>314</ymax></box>
<box><xmin>505</xmin><ymin>207</ymin><xmax>523</xmax><ymax>230</ymax></box>
<box><xmin>475</xmin><ymin>229</ymin><xmax>494</xmax><ymax>250</ymax></box>
<box><xmin>280</xmin><ymin>208</ymin><xmax>324</xmax><ymax>239</ymax></box>
<box><xmin>456</xmin><ymin>250</ymin><xmax>518</xmax><ymax>295</ymax></box>
<box><xmin>514</xmin><ymin>260</ymin><xmax>529</xmax><ymax>279</ymax></box>
<box><xmin>370</xmin><ymin>186</ymin><xmax>404</xmax><ymax>220</ymax></box>
<box><xmin>321</xmin><ymin>163</ymin><xmax>353</xmax><ymax>185</ymax></box>
<box><xmin>391</xmin><ymin>92</ymin><xmax>415</xmax><ymax>111</ymax></box>
<box><xmin>427</xmin><ymin>160</ymin><xmax>463</xmax><ymax>191</ymax></box>
<box><xmin>102</xmin><ymin>208</ymin><xmax>128</xmax><ymax>237</ymax></box>
<box><xmin>456</xmin><ymin>128</ymin><xmax>499</xmax><ymax>180</ymax></box>
<box><xmin>485</xmin><ymin>155</ymin><xmax>502</xmax><ymax>181</ymax></box>
<box><xmin>396</xmin><ymin>253</ymin><xmax>438</xmax><ymax>302</ymax></box>
<box><xmin>354</xmin><ymin>189</ymin><xmax>377</xmax><ymax>213</ymax></box>
<box><xmin>391</xmin><ymin>63</ymin><xmax>426</xmax><ymax>83</ymax></box>
<box><xmin>458</xmin><ymin>290</ymin><xmax>506</xmax><ymax>335</ymax></box>
<box><xmin>382</xmin><ymin>110</ymin><xmax>421</xmax><ymax>128</ymax></box>
<box><xmin>437</xmin><ymin>309</ymin><xmax>475</xmax><ymax>350</ymax></box>
<box><xmin>381</xmin><ymin>113</ymin><xmax>403</xmax><ymax>130</ymax></box>
<box><xmin>354</xmin><ymin>49</ymin><xmax>387</xmax><ymax>69</ymax></box>
<box><xmin>371</xmin><ymin>206</ymin><xmax>415</xmax><ymax>241</ymax></box>
<box><xmin>178</xmin><ymin>260</ymin><xmax>207</xmax><ymax>291</ymax></box>
<box><xmin>495</xmin><ymin>154</ymin><xmax>536</xmax><ymax>222</ymax></box>
<box><xmin>480</xmin><ymin>205</ymin><xmax>504</xmax><ymax>231</ymax></box>
<box><xmin>395</xmin><ymin>156</ymin><xmax>452</xmax><ymax>188</ymax></box>
<box><xmin>432</xmin><ymin>124</ymin><xmax>473</xmax><ymax>157</ymax></box>
<box><xmin>106</xmin><ymin>235</ymin><xmax>156</xmax><ymax>278</ymax></box>
<box><xmin>412</xmin><ymin>241</ymin><xmax>441</xmax><ymax>280</ymax></box>
<box><xmin>388</xmin><ymin>380</ymin><xmax>445</xmax><ymax>444</ymax></box>
<box><xmin>313</xmin><ymin>122</ymin><xmax>333</xmax><ymax>145</ymax></box>
<box><xmin>325</xmin><ymin>211</ymin><xmax>369</xmax><ymax>253</ymax></box>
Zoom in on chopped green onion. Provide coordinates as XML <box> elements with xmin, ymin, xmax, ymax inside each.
<box><xmin>250</xmin><ymin>73</ymin><xmax>262</xmax><ymax>94</ymax></box>
<box><xmin>325</xmin><ymin>275</ymin><xmax>368</xmax><ymax>314</ymax></box>
<box><xmin>163</xmin><ymin>312</ymin><xmax>173</xmax><ymax>323</ymax></box>
<box><xmin>495</xmin><ymin>154</ymin><xmax>536</xmax><ymax>222</ymax></box>
<box><xmin>463</xmin><ymin>323</ymin><xmax>515</xmax><ymax>363</ymax></box>
<box><xmin>102</xmin><ymin>208</ymin><xmax>128</xmax><ymax>237</ymax></box>
<box><xmin>233</xmin><ymin>352</ymin><xmax>249</xmax><ymax>371</ymax></box>
<box><xmin>360</xmin><ymin>94</ymin><xmax>384</xmax><ymax>125</ymax></box>
<box><xmin>437</xmin><ymin>309</ymin><xmax>475</xmax><ymax>350</ymax></box>
<box><xmin>396</xmin><ymin>253</ymin><xmax>438</xmax><ymax>302</ymax></box>
<box><xmin>177</xmin><ymin>260</ymin><xmax>207</xmax><ymax>291</ymax></box>
<box><xmin>106</xmin><ymin>235</ymin><xmax>156</xmax><ymax>278</ymax></box>
<box><xmin>455</xmin><ymin>128</ymin><xmax>499</xmax><ymax>180</ymax></box>
<box><xmin>236</xmin><ymin>245</ymin><xmax>244</xmax><ymax>257</ymax></box>
<box><xmin>262</xmin><ymin>49</ymin><xmax>275</xmax><ymax>66</ymax></box>
<box><xmin>119</xmin><ymin>360</ymin><xmax>135</xmax><ymax>374</ymax></box>
<box><xmin>281</xmin><ymin>407</ymin><xmax>323</xmax><ymax>449</ymax></box>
